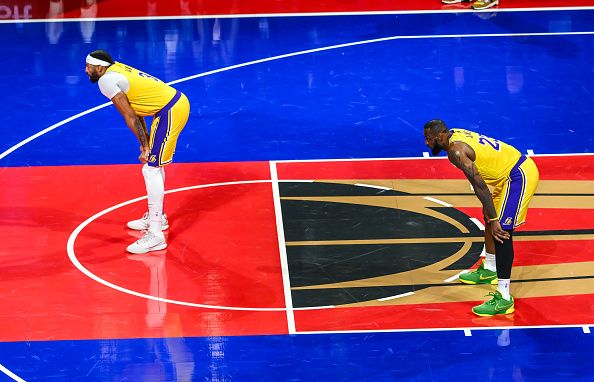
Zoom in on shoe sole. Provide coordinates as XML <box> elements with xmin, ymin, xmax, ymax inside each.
<box><xmin>126</xmin><ymin>242</ymin><xmax>168</xmax><ymax>254</ymax></box>
<box><xmin>473</xmin><ymin>306</ymin><xmax>515</xmax><ymax>317</ymax></box>
<box><xmin>459</xmin><ymin>277</ymin><xmax>498</xmax><ymax>285</ymax></box>
<box><xmin>126</xmin><ymin>224</ymin><xmax>169</xmax><ymax>231</ymax></box>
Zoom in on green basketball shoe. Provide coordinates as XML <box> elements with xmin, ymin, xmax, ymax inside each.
<box><xmin>458</xmin><ymin>262</ymin><xmax>498</xmax><ymax>285</ymax></box>
<box><xmin>472</xmin><ymin>291</ymin><xmax>515</xmax><ymax>317</ymax></box>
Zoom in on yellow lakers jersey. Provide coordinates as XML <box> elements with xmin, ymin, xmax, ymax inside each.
<box><xmin>106</xmin><ymin>62</ymin><xmax>176</xmax><ymax>116</ymax></box>
<box><xmin>449</xmin><ymin>129</ymin><xmax>522</xmax><ymax>185</ymax></box>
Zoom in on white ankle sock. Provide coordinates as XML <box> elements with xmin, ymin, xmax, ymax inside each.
<box><xmin>142</xmin><ymin>164</ymin><xmax>165</xmax><ymax>236</ymax></box>
<box><xmin>484</xmin><ymin>252</ymin><xmax>497</xmax><ymax>272</ymax></box>
<box><xmin>497</xmin><ymin>279</ymin><xmax>511</xmax><ymax>300</ymax></box>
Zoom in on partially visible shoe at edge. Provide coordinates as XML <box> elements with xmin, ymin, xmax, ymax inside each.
<box><xmin>472</xmin><ymin>0</ymin><xmax>499</xmax><ymax>10</ymax></box>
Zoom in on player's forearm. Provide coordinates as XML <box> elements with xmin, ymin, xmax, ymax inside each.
<box><xmin>137</xmin><ymin>116</ymin><xmax>149</xmax><ymax>139</ymax></box>
<box><xmin>127</xmin><ymin>117</ymin><xmax>149</xmax><ymax>148</ymax></box>
<box><xmin>473</xmin><ymin>181</ymin><xmax>497</xmax><ymax>220</ymax></box>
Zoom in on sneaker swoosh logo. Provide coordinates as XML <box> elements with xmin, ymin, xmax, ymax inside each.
<box><xmin>479</xmin><ymin>274</ymin><xmax>496</xmax><ymax>280</ymax></box>
<box><xmin>495</xmin><ymin>301</ymin><xmax>513</xmax><ymax>311</ymax></box>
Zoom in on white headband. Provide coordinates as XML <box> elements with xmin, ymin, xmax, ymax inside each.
<box><xmin>86</xmin><ymin>54</ymin><xmax>112</xmax><ymax>66</ymax></box>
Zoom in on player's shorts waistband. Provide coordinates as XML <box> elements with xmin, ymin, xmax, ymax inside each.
<box><xmin>156</xmin><ymin>90</ymin><xmax>182</xmax><ymax>117</ymax></box>
<box><xmin>510</xmin><ymin>155</ymin><xmax>527</xmax><ymax>175</ymax></box>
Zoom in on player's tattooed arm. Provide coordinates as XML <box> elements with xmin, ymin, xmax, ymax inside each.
<box><xmin>137</xmin><ymin>116</ymin><xmax>149</xmax><ymax>145</ymax></box>
<box><xmin>111</xmin><ymin>92</ymin><xmax>149</xmax><ymax>148</ymax></box>
<box><xmin>447</xmin><ymin>142</ymin><xmax>497</xmax><ymax>220</ymax></box>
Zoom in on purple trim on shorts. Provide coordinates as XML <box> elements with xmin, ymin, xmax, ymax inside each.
<box><xmin>499</xmin><ymin>155</ymin><xmax>527</xmax><ymax>230</ymax></box>
<box><xmin>149</xmin><ymin>90</ymin><xmax>181</xmax><ymax>167</ymax></box>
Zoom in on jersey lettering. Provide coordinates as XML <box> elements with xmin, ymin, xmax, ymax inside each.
<box><xmin>478</xmin><ymin>135</ymin><xmax>500</xmax><ymax>151</ymax></box>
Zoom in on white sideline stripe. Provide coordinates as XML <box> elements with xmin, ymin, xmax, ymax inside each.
<box><xmin>470</xmin><ymin>218</ymin><xmax>485</xmax><ymax>231</ymax></box>
<box><xmin>464</xmin><ymin>329</ymin><xmax>472</xmax><ymax>337</ymax></box>
<box><xmin>378</xmin><ymin>292</ymin><xmax>415</xmax><ymax>301</ymax></box>
<box><xmin>444</xmin><ymin>270</ymin><xmax>468</xmax><ymax>283</ymax></box>
<box><xmin>0</xmin><ymin>363</ymin><xmax>26</xmax><ymax>382</ymax></box>
<box><xmin>584</xmin><ymin>326</ymin><xmax>591</xmax><ymax>334</ymax></box>
<box><xmin>424</xmin><ymin>196</ymin><xmax>453</xmax><ymax>207</ymax></box>
<box><xmin>270</xmin><ymin>162</ymin><xmax>296</xmax><ymax>333</ymax></box>
<box><xmin>527</xmin><ymin>149</ymin><xmax>535</xmax><ymax>156</ymax></box>
<box><xmin>422</xmin><ymin>152</ymin><xmax>430</xmax><ymax>158</ymax></box>
<box><xmin>2</xmin><ymin>6</ymin><xmax>594</xmax><ymax>23</ymax></box>
<box><xmin>355</xmin><ymin>183</ymin><xmax>391</xmax><ymax>190</ymax></box>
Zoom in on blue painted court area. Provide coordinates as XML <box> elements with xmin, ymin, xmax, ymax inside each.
<box><xmin>1</xmin><ymin>10</ymin><xmax>594</xmax><ymax>166</ymax></box>
<box><xmin>0</xmin><ymin>327</ymin><xmax>592</xmax><ymax>381</ymax></box>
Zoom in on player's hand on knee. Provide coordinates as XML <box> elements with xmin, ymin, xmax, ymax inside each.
<box><xmin>490</xmin><ymin>220</ymin><xmax>510</xmax><ymax>243</ymax></box>
<box><xmin>139</xmin><ymin>146</ymin><xmax>150</xmax><ymax>163</ymax></box>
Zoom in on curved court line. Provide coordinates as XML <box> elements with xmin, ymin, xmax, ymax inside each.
<box><xmin>68</xmin><ymin>178</ymin><xmax>335</xmax><ymax>312</ymax></box>
<box><xmin>0</xmin><ymin>103</ymin><xmax>110</xmax><ymax>161</ymax></box>
<box><xmin>67</xmin><ymin>179</ymin><xmax>291</xmax><ymax>312</ymax></box>
<box><xmin>3</xmin><ymin>30</ymin><xmax>594</xmax><ymax>162</ymax></box>
<box><xmin>0</xmin><ymin>363</ymin><xmax>26</xmax><ymax>382</ymax></box>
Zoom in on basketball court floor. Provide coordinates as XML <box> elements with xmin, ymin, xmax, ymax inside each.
<box><xmin>1</xmin><ymin>0</ymin><xmax>594</xmax><ymax>380</ymax></box>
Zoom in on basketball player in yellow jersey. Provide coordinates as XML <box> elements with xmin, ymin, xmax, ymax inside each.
<box><xmin>423</xmin><ymin>119</ymin><xmax>539</xmax><ymax>316</ymax></box>
<box><xmin>85</xmin><ymin>50</ymin><xmax>190</xmax><ymax>254</ymax></box>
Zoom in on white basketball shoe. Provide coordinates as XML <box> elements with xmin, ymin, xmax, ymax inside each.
<box><xmin>127</xmin><ymin>212</ymin><xmax>169</xmax><ymax>231</ymax></box>
<box><xmin>127</xmin><ymin>231</ymin><xmax>167</xmax><ymax>254</ymax></box>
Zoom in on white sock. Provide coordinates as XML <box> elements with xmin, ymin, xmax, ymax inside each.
<box><xmin>159</xmin><ymin>166</ymin><xmax>166</xmax><ymax>215</ymax></box>
<box><xmin>142</xmin><ymin>164</ymin><xmax>165</xmax><ymax>236</ymax></box>
<box><xmin>484</xmin><ymin>252</ymin><xmax>496</xmax><ymax>272</ymax></box>
<box><xmin>497</xmin><ymin>279</ymin><xmax>511</xmax><ymax>300</ymax></box>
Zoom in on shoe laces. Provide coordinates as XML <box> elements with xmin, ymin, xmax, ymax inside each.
<box><xmin>138</xmin><ymin>230</ymin><xmax>155</xmax><ymax>243</ymax></box>
<box><xmin>483</xmin><ymin>291</ymin><xmax>501</xmax><ymax>305</ymax></box>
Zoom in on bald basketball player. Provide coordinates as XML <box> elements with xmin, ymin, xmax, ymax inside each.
<box><xmin>424</xmin><ymin>119</ymin><xmax>539</xmax><ymax>316</ymax></box>
<box><xmin>85</xmin><ymin>50</ymin><xmax>190</xmax><ymax>254</ymax></box>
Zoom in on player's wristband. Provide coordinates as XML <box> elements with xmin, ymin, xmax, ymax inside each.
<box><xmin>488</xmin><ymin>217</ymin><xmax>499</xmax><ymax>222</ymax></box>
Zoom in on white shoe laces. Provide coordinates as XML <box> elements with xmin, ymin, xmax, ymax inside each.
<box><xmin>137</xmin><ymin>230</ymin><xmax>155</xmax><ymax>244</ymax></box>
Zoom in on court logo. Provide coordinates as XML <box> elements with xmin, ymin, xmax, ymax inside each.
<box><xmin>280</xmin><ymin>179</ymin><xmax>594</xmax><ymax>309</ymax></box>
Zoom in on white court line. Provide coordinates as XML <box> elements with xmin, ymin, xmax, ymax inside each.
<box><xmin>0</xmin><ymin>103</ymin><xmax>110</xmax><ymax>161</ymax></box>
<box><xmin>444</xmin><ymin>270</ymin><xmax>468</xmax><ymax>283</ymax></box>
<box><xmin>354</xmin><ymin>183</ymin><xmax>392</xmax><ymax>190</ymax></box>
<box><xmin>470</xmin><ymin>218</ymin><xmax>485</xmax><ymax>231</ymax></box>
<box><xmin>270</xmin><ymin>162</ymin><xmax>297</xmax><ymax>333</ymax></box>
<box><xmin>294</xmin><ymin>305</ymin><xmax>335</xmax><ymax>310</ymax></box>
<box><xmin>1</xmin><ymin>6</ymin><xmax>594</xmax><ymax>23</ymax></box>
<box><xmin>4</xmin><ymin>30</ymin><xmax>594</xmax><ymax>161</ymax></box>
<box><xmin>424</xmin><ymin>196</ymin><xmax>453</xmax><ymax>207</ymax></box>
<box><xmin>422</xmin><ymin>152</ymin><xmax>430</xmax><ymax>158</ymax></box>
<box><xmin>584</xmin><ymin>326</ymin><xmax>591</xmax><ymax>334</ymax></box>
<box><xmin>464</xmin><ymin>329</ymin><xmax>472</xmax><ymax>337</ymax></box>
<box><xmin>527</xmin><ymin>149</ymin><xmax>535</xmax><ymax>156</ymax></box>
<box><xmin>0</xmin><ymin>363</ymin><xmax>26</xmax><ymax>382</ymax></box>
<box><xmin>297</xmin><ymin>323</ymin><xmax>594</xmax><ymax>336</ymax></box>
<box><xmin>378</xmin><ymin>292</ymin><xmax>415</xmax><ymax>301</ymax></box>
